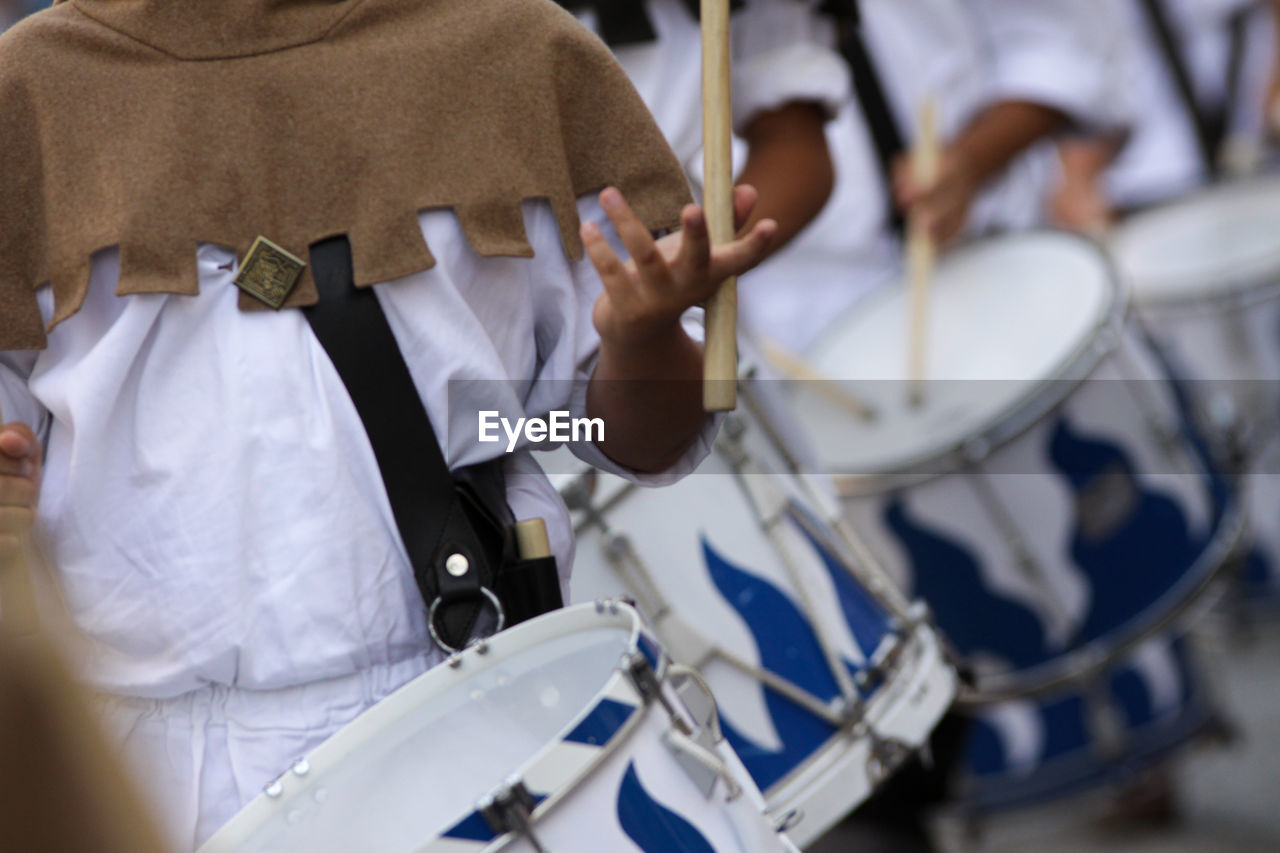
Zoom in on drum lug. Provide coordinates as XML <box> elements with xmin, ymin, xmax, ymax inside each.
<box><xmin>624</xmin><ymin>650</ymin><xmax>692</xmax><ymax>735</ymax></box>
<box><xmin>864</xmin><ymin>732</ymin><xmax>912</xmax><ymax>786</ymax></box>
<box><xmin>478</xmin><ymin>778</ymin><xmax>548</xmax><ymax>853</ymax></box>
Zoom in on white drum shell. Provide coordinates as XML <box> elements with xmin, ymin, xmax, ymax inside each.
<box><xmin>555</xmin><ymin>385</ymin><xmax>956</xmax><ymax>846</ymax></box>
<box><xmin>198</xmin><ymin>605</ymin><xmax>790</xmax><ymax>853</ymax></box>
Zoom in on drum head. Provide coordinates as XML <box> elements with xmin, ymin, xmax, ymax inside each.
<box><xmin>1111</xmin><ymin>177</ymin><xmax>1280</xmax><ymax>305</ymax></box>
<box><xmin>802</xmin><ymin>232</ymin><xmax>1114</xmax><ymax>477</ymax></box>
<box><xmin>202</xmin><ymin>608</ymin><xmax>637</xmax><ymax>852</ymax></box>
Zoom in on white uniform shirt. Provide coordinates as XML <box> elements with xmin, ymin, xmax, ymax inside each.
<box><xmin>1107</xmin><ymin>0</ymin><xmax>1274</xmax><ymax>207</ymax></box>
<box><xmin>574</xmin><ymin>0</ymin><xmax>851</xmax><ymax>172</ymax></box>
<box><xmin>0</xmin><ymin>196</ymin><xmax>716</xmax><ymax>847</ymax></box>
<box><xmin>738</xmin><ymin>0</ymin><xmax>1129</xmax><ymax>352</ymax></box>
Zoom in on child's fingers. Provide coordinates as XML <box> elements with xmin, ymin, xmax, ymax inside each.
<box><xmin>707</xmin><ymin>220</ymin><xmax>778</xmax><ymax>283</ymax></box>
<box><xmin>0</xmin><ymin>423</ymin><xmax>38</xmax><ymax>461</ymax></box>
<box><xmin>732</xmin><ymin>184</ymin><xmax>759</xmax><ymax>231</ymax></box>
<box><xmin>0</xmin><ymin>475</ymin><xmax>36</xmax><ymax>508</ymax></box>
<box><xmin>599</xmin><ymin>188</ymin><xmax>672</xmax><ymax>291</ymax></box>
<box><xmin>670</xmin><ymin>205</ymin><xmax>711</xmax><ymax>283</ymax></box>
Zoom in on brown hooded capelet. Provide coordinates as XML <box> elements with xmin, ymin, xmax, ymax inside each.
<box><xmin>0</xmin><ymin>0</ymin><xmax>692</xmax><ymax>350</ymax></box>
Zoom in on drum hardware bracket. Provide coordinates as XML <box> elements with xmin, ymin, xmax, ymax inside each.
<box><xmin>624</xmin><ymin>650</ymin><xmax>692</xmax><ymax>735</ymax></box>
<box><xmin>864</xmin><ymin>731</ymin><xmax>912</xmax><ymax>786</ymax></box>
<box><xmin>772</xmin><ymin>808</ymin><xmax>804</xmax><ymax>834</ymax></box>
<box><xmin>478</xmin><ymin>778</ymin><xmax>548</xmax><ymax>853</ymax></box>
<box><xmin>830</xmin><ymin>695</ymin><xmax>867</xmax><ymax>729</ymax></box>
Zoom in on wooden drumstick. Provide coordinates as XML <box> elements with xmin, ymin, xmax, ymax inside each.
<box><xmin>757</xmin><ymin>336</ymin><xmax>878</xmax><ymax>422</ymax></box>
<box><xmin>515</xmin><ymin>518</ymin><xmax>553</xmax><ymax>561</ymax></box>
<box><xmin>906</xmin><ymin>97</ymin><xmax>940</xmax><ymax>408</ymax></box>
<box><xmin>701</xmin><ymin>0</ymin><xmax>738</xmax><ymax>412</ymax></box>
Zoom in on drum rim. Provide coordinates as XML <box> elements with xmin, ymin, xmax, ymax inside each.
<box><xmin>760</xmin><ymin>622</ymin><xmax>957</xmax><ymax>846</ymax></box>
<box><xmin>815</xmin><ymin>229</ymin><xmax>1126</xmax><ymax>495</ymax></box>
<box><xmin>1111</xmin><ymin>177</ymin><xmax>1280</xmax><ymax>310</ymax></box>
<box><xmin>197</xmin><ymin>602</ymin><xmax>653</xmax><ymax>852</ymax></box>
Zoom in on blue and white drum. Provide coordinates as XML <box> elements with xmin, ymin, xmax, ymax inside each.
<box><xmin>1111</xmin><ymin>179</ymin><xmax>1280</xmax><ymax>604</ymax></box>
<box><xmin>793</xmin><ymin>231</ymin><xmax>1242</xmax><ymax>697</ymax></box>
<box><xmin>553</xmin><ymin>378</ymin><xmax>957</xmax><ymax>848</ymax></box>
<box><xmin>957</xmin><ymin>631</ymin><xmax>1220</xmax><ymax>815</ymax></box>
<box><xmin>198</xmin><ymin>603</ymin><xmax>795</xmax><ymax>853</ymax></box>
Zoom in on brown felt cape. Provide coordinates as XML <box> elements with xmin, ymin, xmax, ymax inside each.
<box><xmin>0</xmin><ymin>0</ymin><xmax>692</xmax><ymax>350</ymax></box>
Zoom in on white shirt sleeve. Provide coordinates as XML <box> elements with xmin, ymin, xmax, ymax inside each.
<box><xmin>0</xmin><ymin>350</ymin><xmax>48</xmax><ymax>438</ymax></box>
<box><xmin>969</xmin><ymin>0</ymin><xmax>1131</xmax><ymax>132</ymax></box>
<box><xmin>731</xmin><ymin>0</ymin><xmax>852</xmax><ymax>130</ymax></box>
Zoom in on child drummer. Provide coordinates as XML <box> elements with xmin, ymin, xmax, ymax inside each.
<box><xmin>0</xmin><ymin>0</ymin><xmax>775</xmax><ymax>847</ymax></box>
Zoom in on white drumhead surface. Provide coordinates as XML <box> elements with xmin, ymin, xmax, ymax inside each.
<box><xmin>802</xmin><ymin>232</ymin><xmax>1113</xmax><ymax>474</ymax></box>
<box><xmin>1111</xmin><ymin>177</ymin><xmax>1280</xmax><ymax>303</ymax></box>
<box><xmin>211</xmin><ymin>621</ymin><xmax>633</xmax><ymax>852</ymax></box>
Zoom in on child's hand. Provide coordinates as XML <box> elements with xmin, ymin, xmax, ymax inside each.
<box><xmin>0</xmin><ymin>423</ymin><xmax>42</xmax><ymax>556</ymax></box>
<box><xmin>584</xmin><ymin>185</ymin><xmax>776</xmax><ymax>351</ymax></box>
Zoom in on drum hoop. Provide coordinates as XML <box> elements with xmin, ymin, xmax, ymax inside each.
<box><xmin>1112</xmin><ymin>177</ymin><xmax>1280</xmax><ymax>310</ymax></box>
<box><xmin>197</xmin><ymin>603</ymin><xmax>656</xmax><ymax>853</ymax></box>
<box><xmin>1129</xmin><ymin>271</ymin><xmax>1280</xmax><ymax>316</ymax></box>
<box><xmin>827</xmin><ymin>230</ymin><xmax>1126</xmax><ymax>497</ymax></box>
<box><xmin>954</xmin><ymin>497</ymin><xmax>1247</xmax><ymax>704</ymax></box>
<box><xmin>951</xmin><ymin>685</ymin><xmax>1219</xmax><ymax>819</ymax></box>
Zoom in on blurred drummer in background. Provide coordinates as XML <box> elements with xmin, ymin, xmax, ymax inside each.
<box><xmin>738</xmin><ymin>0</ymin><xmax>1130</xmax><ymax>354</ymax></box>
<box><xmin>561</xmin><ymin>0</ymin><xmax>850</xmax><ymax>253</ymax></box>
<box><xmin>1053</xmin><ymin>0</ymin><xmax>1280</xmax><ymax>228</ymax></box>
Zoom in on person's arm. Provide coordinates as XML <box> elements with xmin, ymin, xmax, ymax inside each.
<box><xmin>893</xmin><ymin>101</ymin><xmax>1068</xmax><ymax>244</ymax></box>
<box><xmin>584</xmin><ymin>185</ymin><xmax>775</xmax><ymax>473</ymax></box>
<box><xmin>1050</xmin><ymin>134</ymin><xmax>1127</xmax><ymax>233</ymax></box>
<box><xmin>735</xmin><ymin>102</ymin><xmax>834</xmax><ymax>254</ymax></box>
<box><xmin>1266</xmin><ymin>1</ymin><xmax>1280</xmax><ymax>136</ymax></box>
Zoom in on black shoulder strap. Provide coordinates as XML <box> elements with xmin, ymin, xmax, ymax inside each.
<box><xmin>826</xmin><ymin>0</ymin><xmax>909</xmax><ymax>237</ymax></box>
<box><xmin>1137</xmin><ymin>0</ymin><xmax>1225</xmax><ymax>176</ymax></box>
<box><xmin>303</xmin><ymin>236</ymin><xmax>502</xmax><ymax>650</ymax></box>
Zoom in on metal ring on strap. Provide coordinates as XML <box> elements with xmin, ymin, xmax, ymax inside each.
<box><xmin>427</xmin><ymin>587</ymin><xmax>506</xmax><ymax>655</ymax></box>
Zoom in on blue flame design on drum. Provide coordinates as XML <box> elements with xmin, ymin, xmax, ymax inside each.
<box><xmin>883</xmin><ymin>416</ymin><xmax>1210</xmax><ymax>671</ymax></box>
<box><xmin>1048</xmin><ymin>419</ymin><xmax>1208</xmax><ymax>646</ymax></box>
<box><xmin>618</xmin><ymin>762</ymin><xmax>717</xmax><ymax>853</ymax></box>
<box><xmin>886</xmin><ymin>498</ymin><xmax>1054</xmax><ymax>669</ymax></box>
<box><xmin>701</xmin><ymin>538</ymin><xmax>867</xmax><ymax>791</ymax></box>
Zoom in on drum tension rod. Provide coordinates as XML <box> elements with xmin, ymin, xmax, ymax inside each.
<box><xmin>479</xmin><ymin>778</ymin><xmax>548</xmax><ymax>853</ymax></box>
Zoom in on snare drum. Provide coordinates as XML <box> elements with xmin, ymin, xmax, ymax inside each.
<box><xmin>957</xmin><ymin>630</ymin><xmax>1220</xmax><ymax>816</ymax></box>
<box><xmin>1110</xmin><ymin>178</ymin><xmax>1280</xmax><ymax>458</ymax></box>
<box><xmin>1111</xmin><ymin>179</ymin><xmax>1280</xmax><ymax>603</ymax></box>
<box><xmin>795</xmin><ymin>231</ymin><xmax>1242</xmax><ymax>697</ymax></box>
<box><xmin>198</xmin><ymin>603</ymin><xmax>793</xmax><ymax>853</ymax></box>
<box><xmin>551</xmin><ymin>376</ymin><xmax>957</xmax><ymax>847</ymax></box>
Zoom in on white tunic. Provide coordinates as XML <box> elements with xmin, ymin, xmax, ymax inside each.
<box><xmin>0</xmin><ymin>196</ymin><xmax>717</xmax><ymax>849</ymax></box>
<box><xmin>1106</xmin><ymin>0</ymin><xmax>1276</xmax><ymax>207</ymax></box>
<box><xmin>738</xmin><ymin>0</ymin><xmax>1131</xmax><ymax>352</ymax></box>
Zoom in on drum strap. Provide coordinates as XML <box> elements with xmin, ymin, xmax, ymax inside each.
<box><xmin>824</xmin><ymin>0</ymin><xmax>909</xmax><ymax>237</ymax></box>
<box><xmin>304</xmin><ymin>236</ymin><xmax>562</xmax><ymax>652</ymax></box>
<box><xmin>1136</xmin><ymin>0</ymin><xmax>1227</xmax><ymax>176</ymax></box>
